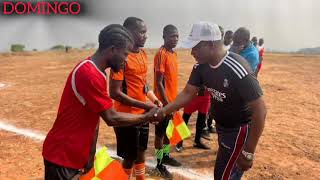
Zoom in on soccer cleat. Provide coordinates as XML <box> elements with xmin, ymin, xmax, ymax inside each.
<box><xmin>193</xmin><ymin>141</ymin><xmax>210</xmax><ymax>150</ymax></box>
<box><xmin>208</xmin><ymin>126</ymin><xmax>217</xmax><ymax>134</ymax></box>
<box><xmin>162</xmin><ymin>155</ymin><xmax>182</xmax><ymax>167</ymax></box>
<box><xmin>155</xmin><ymin>164</ymin><xmax>173</xmax><ymax>179</ymax></box>
<box><xmin>201</xmin><ymin>130</ymin><xmax>212</xmax><ymax>140</ymax></box>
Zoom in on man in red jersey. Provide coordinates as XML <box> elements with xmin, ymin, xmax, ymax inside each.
<box><xmin>42</xmin><ymin>24</ymin><xmax>160</xmax><ymax>180</ymax></box>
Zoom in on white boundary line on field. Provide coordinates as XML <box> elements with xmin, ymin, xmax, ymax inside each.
<box><xmin>0</xmin><ymin>82</ymin><xmax>213</xmax><ymax>179</ymax></box>
<box><xmin>0</xmin><ymin>121</ymin><xmax>214</xmax><ymax>180</ymax></box>
<box><xmin>0</xmin><ymin>82</ymin><xmax>8</xmax><ymax>89</ymax></box>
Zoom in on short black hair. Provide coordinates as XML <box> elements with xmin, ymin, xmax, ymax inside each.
<box><xmin>98</xmin><ymin>24</ymin><xmax>134</xmax><ymax>51</ymax></box>
<box><xmin>163</xmin><ymin>24</ymin><xmax>178</xmax><ymax>36</ymax></box>
<box><xmin>123</xmin><ymin>17</ymin><xmax>143</xmax><ymax>31</ymax></box>
<box><xmin>234</xmin><ymin>27</ymin><xmax>250</xmax><ymax>42</ymax></box>
<box><xmin>225</xmin><ymin>30</ymin><xmax>233</xmax><ymax>36</ymax></box>
<box><xmin>258</xmin><ymin>38</ymin><xmax>264</xmax><ymax>45</ymax></box>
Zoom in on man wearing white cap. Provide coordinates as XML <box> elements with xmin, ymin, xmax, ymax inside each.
<box><xmin>154</xmin><ymin>22</ymin><xmax>267</xmax><ymax>179</ymax></box>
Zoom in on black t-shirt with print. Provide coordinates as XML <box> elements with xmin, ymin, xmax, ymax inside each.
<box><xmin>188</xmin><ymin>52</ymin><xmax>263</xmax><ymax>128</ymax></box>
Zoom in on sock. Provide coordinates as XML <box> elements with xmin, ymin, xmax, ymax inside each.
<box><xmin>163</xmin><ymin>144</ymin><xmax>170</xmax><ymax>157</ymax></box>
<box><xmin>155</xmin><ymin>148</ymin><xmax>163</xmax><ymax>165</ymax></box>
<box><xmin>123</xmin><ymin>168</ymin><xmax>133</xmax><ymax>180</ymax></box>
<box><xmin>134</xmin><ymin>163</ymin><xmax>145</xmax><ymax>180</ymax></box>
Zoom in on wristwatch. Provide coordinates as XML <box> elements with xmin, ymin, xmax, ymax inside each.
<box><xmin>241</xmin><ymin>150</ymin><xmax>254</xmax><ymax>161</ymax></box>
<box><xmin>154</xmin><ymin>109</ymin><xmax>166</xmax><ymax>118</ymax></box>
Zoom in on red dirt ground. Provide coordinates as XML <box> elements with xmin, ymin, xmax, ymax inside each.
<box><xmin>0</xmin><ymin>50</ymin><xmax>319</xmax><ymax>179</ymax></box>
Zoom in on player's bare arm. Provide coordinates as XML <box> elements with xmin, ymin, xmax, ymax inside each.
<box><xmin>237</xmin><ymin>96</ymin><xmax>267</xmax><ymax>171</ymax></box>
<box><xmin>99</xmin><ymin>107</ymin><xmax>160</xmax><ymax>127</ymax></box>
<box><xmin>156</xmin><ymin>72</ymin><xmax>170</xmax><ymax>105</ymax></box>
<box><xmin>157</xmin><ymin>83</ymin><xmax>199</xmax><ymax>118</ymax></box>
<box><xmin>109</xmin><ymin>79</ymin><xmax>156</xmax><ymax>110</ymax></box>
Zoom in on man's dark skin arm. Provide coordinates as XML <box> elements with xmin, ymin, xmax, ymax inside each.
<box><xmin>237</xmin><ymin>96</ymin><xmax>267</xmax><ymax>171</ymax></box>
<box><xmin>109</xmin><ymin>79</ymin><xmax>156</xmax><ymax>110</ymax></box>
<box><xmin>156</xmin><ymin>72</ymin><xmax>169</xmax><ymax>105</ymax></box>
<box><xmin>99</xmin><ymin>107</ymin><xmax>158</xmax><ymax>127</ymax></box>
<box><xmin>157</xmin><ymin>84</ymin><xmax>199</xmax><ymax>118</ymax></box>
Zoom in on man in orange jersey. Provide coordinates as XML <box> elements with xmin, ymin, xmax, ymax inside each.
<box><xmin>153</xmin><ymin>24</ymin><xmax>181</xmax><ymax>179</ymax></box>
<box><xmin>109</xmin><ymin>17</ymin><xmax>162</xmax><ymax>180</ymax></box>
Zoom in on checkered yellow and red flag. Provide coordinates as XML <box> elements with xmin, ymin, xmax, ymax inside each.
<box><xmin>166</xmin><ymin>112</ymin><xmax>192</xmax><ymax>145</ymax></box>
<box><xmin>80</xmin><ymin>146</ymin><xmax>127</xmax><ymax>180</ymax></box>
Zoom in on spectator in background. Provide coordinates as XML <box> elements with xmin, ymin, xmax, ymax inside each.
<box><xmin>251</xmin><ymin>36</ymin><xmax>258</xmax><ymax>47</ymax></box>
<box><xmin>256</xmin><ymin>38</ymin><xmax>265</xmax><ymax>76</ymax></box>
<box><xmin>223</xmin><ymin>30</ymin><xmax>234</xmax><ymax>51</ymax></box>
<box><xmin>231</xmin><ymin>27</ymin><xmax>259</xmax><ymax>74</ymax></box>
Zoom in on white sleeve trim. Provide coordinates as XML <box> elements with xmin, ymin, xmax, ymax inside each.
<box><xmin>71</xmin><ymin>60</ymin><xmax>91</xmax><ymax>106</ymax></box>
<box><xmin>71</xmin><ymin>60</ymin><xmax>107</xmax><ymax>106</ymax></box>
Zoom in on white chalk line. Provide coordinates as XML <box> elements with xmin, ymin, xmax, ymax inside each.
<box><xmin>0</xmin><ymin>82</ymin><xmax>213</xmax><ymax>179</ymax></box>
<box><xmin>0</xmin><ymin>121</ymin><xmax>214</xmax><ymax>180</ymax></box>
<box><xmin>0</xmin><ymin>82</ymin><xmax>9</xmax><ymax>89</ymax></box>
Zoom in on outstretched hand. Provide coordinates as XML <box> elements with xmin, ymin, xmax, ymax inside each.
<box><xmin>236</xmin><ymin>154</ymin><xmax>253</xmax><ymax>171</ymax></box>
<box><xmin>154</xmin><ymin>99</ymin><xmax>163</xmax><ymax>108</ymax></box>
<box><xmin>145</xmin><ymin>102</ymin><xmax>157</xmax><ymax>111</ymax></box>
<box><xmin>152</xmin><ymin>108</ymin><xmax>168</xmax><ymax>122</ymax></box>
<box><xmin>144</xmin><ymin>107</ymin><xmax>162</xmax><ymax>125</ymax></box>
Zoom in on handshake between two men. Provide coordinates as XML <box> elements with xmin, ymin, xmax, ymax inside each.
<box><xmin>142</xmin><ymin>100</ymin><xmax>173</xmax><ymax>125</ymax></box>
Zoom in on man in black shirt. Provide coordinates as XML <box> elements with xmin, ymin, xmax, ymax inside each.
<box><xmin>154</xmin><ymin>22</ymin><xmax>267</xmax><ymax>180</ymax></box>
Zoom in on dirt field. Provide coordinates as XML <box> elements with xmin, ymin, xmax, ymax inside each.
<box><xmin>0</xmin><ymin>50</ymin><xmax>319</xmax><ymax>180</ymax></box>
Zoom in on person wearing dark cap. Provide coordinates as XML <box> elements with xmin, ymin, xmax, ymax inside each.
<box><xmin>42</xmin><ymin>24</ymin><xmax>160</xmax><ymax>180</ymax></box>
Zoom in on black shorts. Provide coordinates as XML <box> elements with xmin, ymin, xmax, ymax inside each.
<box><xmin>114</xmin><ymin>123</ymin><xmax>149</xmax><ymax>160</ymax></box>
<box><xmin>44</xmin><ymin>159</ymin><xmax>81</xmax><ymax>180</ymax></box>
<box><xmin>155</xmin><ymin>115</ymin><xmax>171</xmax><ymax>137</ymax></box>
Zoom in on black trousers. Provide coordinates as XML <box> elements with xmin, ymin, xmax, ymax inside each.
<box><xmin>44</xmin><ymin>159</ymin><xmax>81</xmax><ymax>180</ymax></box>
<box><xmin>214</xmin><ymin>124</ymin><xmax>249</xmax><ymax>180</ymax></box>
<box><xmin>182</xmin><ymin>112</ymin><xmax>206</xmax><ymax>143</ymax></box>
<box><xmin>207</xmin><ymin>102</ymin><xmax>215</xmax><ymax>128</ymax></box>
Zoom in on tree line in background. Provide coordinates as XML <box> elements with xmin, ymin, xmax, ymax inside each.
<box><xmin>8</xmin><ymin>44</ymin><xmax>320</xmax><ymax>55</ymax></box>
<box><xmin>9</xmin><ymin>43</ymin><xmax>96</xmax><ymax>52</ymax></box>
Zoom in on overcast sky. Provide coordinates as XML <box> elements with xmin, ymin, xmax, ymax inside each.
<box><xmin>0</xmin><ymin>0</ymin><xmax>319</xmax><ymax>52</ymax></box>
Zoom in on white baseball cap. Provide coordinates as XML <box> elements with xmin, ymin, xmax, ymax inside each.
<box><xmin>182</xmin><ymin>21</ymin><xmax>222</xmax><ymax>49</ymax></box>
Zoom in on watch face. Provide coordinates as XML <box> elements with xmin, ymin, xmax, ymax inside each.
<box><xmin>247</xmin><ymin>154</ymin><xmax>254</xmax><ymax>160</ymax></box>
<box><xmin>242</xmin><ymin>150</ymin><xmax>254</xmax><ymax>161</ymax></box>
